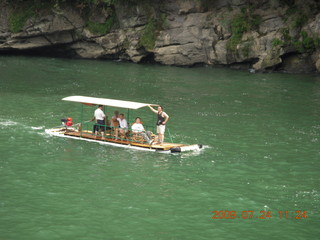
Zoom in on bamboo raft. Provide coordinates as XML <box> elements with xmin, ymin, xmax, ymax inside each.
<box><xmin>64</xmin><ymin>130</ymin><xmax>187</xmax><ymax>151</ymax></box>
<box><xmin>45</xmin><ymin>96</ymin><xmax>203</xmax><ymax>153</ymax></box>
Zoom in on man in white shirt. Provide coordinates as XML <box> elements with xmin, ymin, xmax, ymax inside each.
<box><xmin>91</xmin><ymin>105</ymin><xmax>106</xmax><ymax>140</ymax></box>
<box><xmin>131</xmin><ymin>117</ymin><xmax>153</xmax><ymax>144</ymax></box>
<box><xmin>119</xmin><ymin>114</ymin><xmax>128</xmax><ymax>129</ymax></box>
<box><xmin>116</xmin><ymin>113</ymin><xmax>128</xmax><ymax>139</ymax></box>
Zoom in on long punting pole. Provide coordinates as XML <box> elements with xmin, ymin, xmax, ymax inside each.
<box><xmin>104</xmin><ymin>105</ymin><xmax>107</xmax><ymax>138</ymax></box>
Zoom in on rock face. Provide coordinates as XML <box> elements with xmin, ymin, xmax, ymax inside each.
<box><xmin>1</xmin><ymin>0</ymin><xmax>320</xmax><ymax>73</ymax></box>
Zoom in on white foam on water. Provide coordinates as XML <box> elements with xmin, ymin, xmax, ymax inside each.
<box><xmin>31</xmin><ymin>126</ymin><xmax>45</xmax><ymax>130</ymax></box>
<box><xmin>0</xmin><ymin>120</ymin><xmax>18</xmax><ymax>126</ymax></box>
<box><xmin>0</xmin><ymin>119</ymin><xmax>48</xmax><ymax>139</ymax></box>
<box><xmin>180</xmin><ymin>150</ymin><xmax>202</xmax><ymax>158</ymax></box>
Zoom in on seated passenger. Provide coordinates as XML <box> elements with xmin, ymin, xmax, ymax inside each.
<box><xmin>110</xmin><ymin>110</ymin><xmax>120</xmax><ymax>139</ymax></box>
<box><xmin>117</xmin><ymin>113</ymin><xmax>128</xmax><ymax>139</ymax></box>
<box><xmin>66</xmin><ymin>117</ymin><xmax>73</xmax><ymax>127</ymax></box>
<box><xmin>61</xmin><ymin>117</ymin><xmax>74</xmax><ymax>131</ymax></box>
<box><xmin>111</xmin><ymin>111</ymin><xmax>120</xmax><ymax>128</ymax></box>
<box><xmin>131</xmin><ymin>117</ymin><xmax>153</xmax><ymax>144</ymax></box>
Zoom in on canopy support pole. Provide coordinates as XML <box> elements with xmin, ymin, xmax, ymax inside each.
<box><xmin>127</xmin><ymin>108</ymin><xmax>131</xmax><ymax>143</ymax></box>
<box><xmin>80</xmin><ymin>104</ymin><xmax>83</xmax><ymax>138</ymax></box>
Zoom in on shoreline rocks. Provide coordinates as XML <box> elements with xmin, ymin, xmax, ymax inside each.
<box><xmin>0</xmin><ymin>0</ymin><xmax>319</xmax><ymax>73</ymax></box>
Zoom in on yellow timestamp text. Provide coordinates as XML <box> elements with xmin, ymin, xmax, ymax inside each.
<box><xmin>211</xmin><ymin>210</ymin><xmax>307</xmax><ymax>219</ymax></box>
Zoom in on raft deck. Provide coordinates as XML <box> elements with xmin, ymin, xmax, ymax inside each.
<box><xmin>64</xmin><ymin>131</ymin><xmax>186</xmax><ymax>151</ymax></box>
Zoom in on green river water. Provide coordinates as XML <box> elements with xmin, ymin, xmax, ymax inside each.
<box><xmin>0</xmin><ymin>56</ymin><xmax>319</xmax><ymax>240</ymax></box>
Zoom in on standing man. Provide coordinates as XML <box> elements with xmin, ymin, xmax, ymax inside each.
<box><xmin>91</xmin><ymin>105</ymin><xmax>106</xmax><ymax>140</ymax></box>
<box><xmin>148</xmin><ymin>105</ymin><xmax>169</xmax><ymax>144</ymax></box>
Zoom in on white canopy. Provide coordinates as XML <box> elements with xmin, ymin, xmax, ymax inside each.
<box><xmin>62</xmin><ymin>96</ymin><xmax>156</xmax><ymax>110</ymax></box>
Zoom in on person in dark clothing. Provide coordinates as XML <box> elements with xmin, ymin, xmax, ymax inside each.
<box><xmin>147</xmin><ymin>105</ymin><xmax>169</xmax><ymax>144</ymax></box>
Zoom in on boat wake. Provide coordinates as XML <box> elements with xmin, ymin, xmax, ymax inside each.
<box><xmin>0</xmin><ymin>120</ymin><xmax>18</xmax><ymax>127</ymax></box>
<box><xmin>31</xmin><ymin>126</ymin><xmax>45</xmax><ymax>130</ymax></box>
<box><xmin>0</xmin><ymin>118</ymin><xmax>46</xmax><ymax>136</ymax></box>
<box><xmin>202</xmin><ymin>145</ymin><xmax>211</xmax><ymax>150</ymax></box>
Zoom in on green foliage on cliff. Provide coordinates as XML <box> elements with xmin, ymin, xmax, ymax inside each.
<box><xmin>241</xmin><ymin>42</ymin><xmax>251</xmax><ymax>58</ymax></box>
<box><xmin>284</xmin><ymin>6</ymin><xmax>308</xmax><ymax>29</ymax></box>
<box><xmin>9</xmin><ymin>8</ymin><xmax>33</xmax><ymax>33</ymax></box>
<box><xmin>281</xmin><ymin>28</ymin><xmax>291</xmax><ymax>41</ymax></box>
<box><xmin>140</xmin><ymin>19</ymin><xmax>157</xmax><ymax>51</ymax></box>
<box><xmin>277</xmin><ymin>0</ymin><xmax>320</xmax><ymax>53</ymax></box>
<box><xmin>300</xmin><ymin>31</ymin><xmax>315</xmax><ymax>50</ymax></box>
<box><xmin>227</xmin><ymin>8</ymin><xmax>261</xmax><ymax>51</ymax></box>
<box><xmin>7</xmin><ymin>0</ymin><xmax>46</xmax><ymax>33</ymax></box>
<box><xmin>273</xmin><ymin>28</ymin><xmax>320</xmax><ymax>53</ymax></box>
<box><xmin>69</xmin><ymin>0</ymin><xmax>148</xmax><ymax>6</ymax></box>
<box><xmin>293</xmin><ymin>31</ymin><xmax>319</xmax><ymax>53</ymax></box>
<box><xmin>272</xmin><ymin>38</ymin><xmax>284</xmax><ymax>47</ymax></box>
<box><xmin>139</xmin><ymin>14</ymin><xmax>166</xmax><ymax>51</ymax></box>
<box><xmin>86</xmin><ymin>14</ymin><xmax>116</xmax><ymax>35</ymax></box>
<box><xmin>292</xmin><ymin>14</ymin><xmax>308</xmax><ymax>29</ymax></box>
<box><xmin>284</xmin><ymin>1</ymin><xmax>319</xmax><ymax>30</ymax></box>
<box><xmin>7</xmin><ymin>0</ymin><xmax>61</xmax><ymax>33</ymax></box>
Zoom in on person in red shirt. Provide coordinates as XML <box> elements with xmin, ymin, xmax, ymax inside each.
<box><xmin>66</xmin><ymin>117</ymin><xmax>73</xmax><ymax>127</ymax></box>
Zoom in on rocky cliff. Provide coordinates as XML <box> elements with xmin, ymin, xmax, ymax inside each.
<box><xmin>1</xmin><ymin>0</ymin><xmax>320</xmax><ymax>73</ymax></box>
